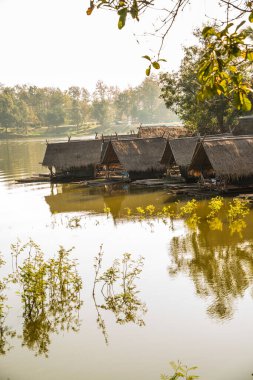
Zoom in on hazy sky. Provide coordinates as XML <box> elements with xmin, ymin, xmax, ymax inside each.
<box><xmin>0</xmin><ymin>0</ymin><xmax>222</xmax><ymax>92</ymax></box>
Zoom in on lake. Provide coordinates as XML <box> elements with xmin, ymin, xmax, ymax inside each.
<box><xmin>0</xmin><ymin>139</ymin><xmax>253</xmax><ymax>380</ymax></box>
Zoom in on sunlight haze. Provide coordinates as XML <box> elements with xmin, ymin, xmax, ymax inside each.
<box><xmin>0</xmin><ymin>0</ymin><xmax>221</xmax><ymax>91</ymax></box>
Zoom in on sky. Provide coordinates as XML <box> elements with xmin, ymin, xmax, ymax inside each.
<box><xmin>0</xmin><ymin>0</ymin><xmax>223</xmax><ymax>92</ymax></box>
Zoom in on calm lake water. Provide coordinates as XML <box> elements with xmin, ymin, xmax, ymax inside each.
<box><xmin>0</xmin><ymin>139</ymin><xmax>253</xmax><ymax>380</ymax></box>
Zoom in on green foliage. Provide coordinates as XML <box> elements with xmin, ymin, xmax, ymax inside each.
<box><xmin>87</xmin><ymin>0</ymin><xmax>253</xmax><ymax>110</ymax></box>
<box><xmin>227</xmin><ymin>198</ymin><xmax>250</xmax><ymax>236</ymax></box>
<box><xmin>207</xmin><ymin>196</ymin><xmax>224</xmax><ymax>230</ymax></box>
<box><xmin>143</xmin><ymin>55</ymin><xmax>166</xmax><ymax>77</ymax></box>
<box><xmin>161</xmin><ymin>361</ymin><xmax>199</xmax><ymax>380</ymax></box>
<box><xmin>198</xmin><ymin>23</ymin><xmax>253</xmax><ymax>111</ymax></box>
<box><xmin>207</xmin><ymin>196</ymin><xmax>224</xmax><ymax>219</ymax></box>
<box><xmin>160</xmin><ymin>30</ymin><xmax>242</xmax><ymax>134</ymax></box>
<box><xmin>0</xmin><ymin>78</ymin><xmax>176</xmax><ymax>135</ymax></box>
<box><xmin>10</xmin><ymin>239</ymin><xmax>83</xmax><ymax>357</ymax></box>
<box><xmin>227</xmin><ymin>198</ymin><xmax>250</xmax><ymax>221</ymax></box>
<box><xmin>86</xmin><ymin>0</ymin><xmax>140</xmax><ymax>30</ymax></box>
<box><xmin>105</xmin><ymin>196</ymin><xmax>250</xmax><ymax>236</ymax></box>
<box><xmin>93</xmin><ymin>247</ymin><xmax>146</xmax><ymax>343</ymax></box>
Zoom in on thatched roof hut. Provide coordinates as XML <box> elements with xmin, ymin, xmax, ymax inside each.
<box><xmin>189</xmin><ymin>135</ymin><xmax>253</xmax><ymax>180</ymax></box>
<box><xmin>42</xmin><ymin>139</ymin><xmax>103</xmax><ymax>178</ymax></box>
<box><xmin>160</xmin><ymin>137</ymin><xmax>199</xmax><ymax>180</ymax></box>
<box><xmin>101</xmin><ymin>137</ymin><xmax>167</xmax><ymax>180</ymax></box>
<box><xmin>161</xmin><ymin>137</ymin><xmax>199</xmax><ymax>167</ymax></box>
<box><xmin>100</xmin><ymin>133</ymin><xmax>138</xmax><ymax>140</ymax></box>
<box><xmin>137</xmin><ymin>124</ymin><xmax>188</xmax><ymax>139</ymax></box>
<box><xmin>234</xmin><ymin>115</ymin><xmax>253</xmax><ymax>135</ymax></box>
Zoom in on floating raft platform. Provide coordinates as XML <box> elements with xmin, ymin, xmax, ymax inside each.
<box><xmin>86</xmin><ymin>178</ymin><xmax>130</xmax><ymax>187</ymax></box>
<box><xmin>16</xmin><ymin>174</ymin><xmax>51</xmax><ymax>183</ymax></box>
<box><xmin>237</xmin><ymin>194</ymin><xmax>253</xmax><ymax>203</ymax></box>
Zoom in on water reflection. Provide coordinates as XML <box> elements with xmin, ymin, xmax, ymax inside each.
<box><xmin>10</xmin><ymin>240</ymin><xmax>83</xmax><ymax>357</ymax></box>
<box><xmin>92</xmin><ymin>246</ymin><xmax>147</xmax><ymax>344</ymax></box>
<box><xmin>169</xmin><ymin>223</ymin><xmax>253</xmax><ymax>320</ymax></box>
<box><xmin>44</xmin><ymin>183</ymin><xmax>170</xmax><ymax>219</ymax></box>
<box><xmin>0</xmin><ymin>140</ymin><xmax>47</xmax><ymax>184</ymax></box>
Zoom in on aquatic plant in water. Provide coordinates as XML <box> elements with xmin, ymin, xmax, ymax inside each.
<box><xmin>9</xmin><ymin>239</ymin><xmax>83</xmax><ymax>357</ymax></box>
<box><xmin>67</xmin><ymin>216</ymin><xmax>82</xmax><ymax>229</ymax></box>
<box><xmin>103</xmin><ymin>196</ymin><xmax>250</xmax><ymax>236</ymax></box>
<box><xmin>161</xmin><ymin>361</ymin><xmax>199</xmax><ymax>380</ymax></box>
<box><xmin>179</xmin><ymin>199</ymin><xmax>200</xmax><ymax>230</ymax></box>
<box><xmin>227</xmin><ymin>198</ymin><xmax>250</xmax><ymax>236</ymax></box>
<box><xmin>93</xmin><ymin>246</ymin><xmax>146</xmax><ymax>344</ymax></box>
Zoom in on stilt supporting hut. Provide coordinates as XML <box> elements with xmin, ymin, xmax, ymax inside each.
<box><xmin>42</xmin><ymin>139</ymin><xmax>103</xmax><ymax>180</ymax></box>
<box><xmin>188</xmin><ymin>135</ymin><xmax>253</xmax><ymax>184</ymax></box>
<box><xmin>101</xmin><ymin>137</ymin><xmax>167</xmax><ymax>180</ymax></box>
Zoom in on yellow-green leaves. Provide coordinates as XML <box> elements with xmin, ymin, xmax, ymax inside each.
<box><xmin>118</xmin><ymin>8</ymin><xmax>128</xmax><ymax>29</ymax></box>
<box><xmin>146</xmin><ymin>66</ymin><xmax>151</xmax><ymax>76</ymax></box>
<box><xmin>142</xmin><ymin>55</ymin><xmax>166</xmax><ymax>76</ymax></box>
<box><xmin>198</xmin><ymin>23</ymin><xmax>253</xmax><ymax>111</ymax></box>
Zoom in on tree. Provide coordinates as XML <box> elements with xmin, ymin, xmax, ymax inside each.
<box><xmin>136</xmin><ymin>76</ymin><xmax>175</xmax><ymax>123</ymax></box>
<box><xmin>87</xmin><ymin>0</ymin><xmax>253</xmax><ymax>110</ymax></box>
<box><xmin>0</xmin><ymin>88</ymin><xmax>17</xmax><ymax>133</ymax></box>
<box><xmin>159</xmin><ymin>34</ymin><xmax>243</xmax><ymax>134</ymax></box>
<box><xmin>91</xmin><ymin>81</ymin><xmax>116</xmax><ymax>127</ymax></box>
<box><xmin>44</xmin><ymin>88</ymin><xmax>66</xmax><ymax>127</ymax></box>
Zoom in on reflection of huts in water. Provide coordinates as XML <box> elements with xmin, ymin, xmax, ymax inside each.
<box><xmin>101</xmin><ymin>137</ymin><xmax>167</xmax><ymax>180</ymax></box>
<box><xmin>161</xmin><ymin>137</ymin><xmax>199</xmax><ymax>181</ymax></box>
<box><xmin>137</xmin><ymin>124</ymin><xmax>188</xmax><ymax>139</ymax></box>
<box><xmin>45</xmin><ymin>184</ymin><xmax>106</xmax><ymax>214</ymax></box>
<box><xmin>42</xmin><ymin>140</ymin><xmax>103</xmax><ymax>179</ymax></box>
<box><xmin>44</xmin><ymin>184</ymin><xmax>170</xmax><ymax>218</ymax></box>
<box><xmin>188</xmin><ymin>135</ymin><xmax>253</xmax><ymax>184</ymax></box>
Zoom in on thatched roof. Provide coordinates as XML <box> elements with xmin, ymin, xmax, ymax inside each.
<box><xmin>100</xmin><ymin>133</ymin><xmax>138</xmax><ymax>140</ymax></box>
<box><xmin>161</xmin><ymin>137</ymin><xmax>198</xmax><ymax>167</ymax></box>
<box><xmin>235</xmin><ymin>115</ymin><xmax>253</xmax><ymax>135</ymax></box>
<box><xmin>101</xmin><ymin>137</ymin><xmax>167</xmax><ymax>172</ymax></box>
<box><xmin>138</xmin><ymin>125</ymin><xmax>188</xmax><ymax>139</ymax></box>
<box><xmin>42</xmin><ymin>139</ymin><xmax>103</xmax><ymax>170</ymax></box>
<box><xmin>189</xmin><ymin>135</ymin><xmax>253</xmax><ymax>178</ymax></box>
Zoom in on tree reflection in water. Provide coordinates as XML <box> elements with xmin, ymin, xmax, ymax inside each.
<box><xmin>0</xmin><ymin>254</ymin><xmax>16</xmax><ymax>355</ymax></box>
<box><xmin>93</xmin><ymin>245</ymin><xmax>147</xmax><ymax>344</ymax></box>
<box><xmin>169</xmin><ymin>221</ymin><xmax>253</xmax><ymax>320</ymax></box>
<box><xmin>10</xmin><ymin>240</ymin><xmax>83</xmax><ymax>357</ymax></box>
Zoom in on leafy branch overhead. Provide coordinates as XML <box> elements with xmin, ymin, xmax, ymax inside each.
<box><xmin>87</xmin><ymin>0</ymin><xmax>253</xmax><ymax>110</ymax></box>
<box><xmin>197</xmin><ymin>22</ymin><xmax>253</xmax><ymax>111</ymax></box>
<box><xmin>142</xmin><ymin>55</ymin><xmax>166</xmax><ymax>76</ymax></box>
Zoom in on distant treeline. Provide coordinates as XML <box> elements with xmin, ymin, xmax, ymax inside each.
<box><xmin>0</xmin><ymin>77</ymin><xmax>178</xmax><ymax>134</ymax></box>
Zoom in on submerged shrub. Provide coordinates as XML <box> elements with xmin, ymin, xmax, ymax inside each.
<box><xmin>207</xmin><ymin>196</ymin><xmax>224</xmax><ymax>219</ymax></box>
<box><xmin>161</xmin><ymin>361</ymin><xmax>199</xmax><ymax>380</ymax></box>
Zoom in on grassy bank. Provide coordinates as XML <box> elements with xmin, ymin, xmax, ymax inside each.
<box><xmin>0</xmin><ymin>122</ymin><xmax>139</xmax><ymax>140</ymax></box>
